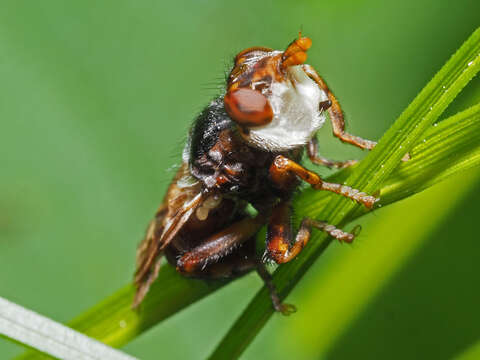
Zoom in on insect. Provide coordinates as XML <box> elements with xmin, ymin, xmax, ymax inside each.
<box><xmin>133</xmin><ymin>34</ymin><xmax>379</xmax><ymax>314</ymax></box>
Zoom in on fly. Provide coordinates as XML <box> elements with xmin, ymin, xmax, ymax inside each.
<box><xmin>133</xmin><ymin>34</ymin><xmax>379</xmax><ymax>314</ymax></box>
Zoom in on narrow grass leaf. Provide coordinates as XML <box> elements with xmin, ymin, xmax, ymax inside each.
<box><xmin>381</xmin><ymin>102</ymin><xmax>480</xmax><ymax>203</ymax></box>
<box><xmin>0</xmin><ymin>297</ymin><xmax>137</xmax><ymax>360</ymax></box>
<box><xmin>301</xmin><ymin>102</ymin><xmax>480</xmax><ymax>209</ymax></box>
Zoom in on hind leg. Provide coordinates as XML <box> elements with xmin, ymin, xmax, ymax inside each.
<box><xmin>189</xmin><ymin>240</ymin><xmax>295</xmax><ymax>316</ymax></box>
<box><xmin>190</xmin><ymin>237</ymin><xmax>258</xmax><ymax>279</ymax></box>
<box><xmin>176</xmin><ymin>215</ymin><xmax>294</xmax><ymax>315</ymax></box>
<box><xmin>176</xmin><ymin>215</ymin><xmax>264</xmax><ymax>274</ymax></box>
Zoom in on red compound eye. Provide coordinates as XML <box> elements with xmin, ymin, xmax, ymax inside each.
<box><xmin>224</xmin><ymin>88</ymin><xmax>273</xmax><ymax>127</ymax></box>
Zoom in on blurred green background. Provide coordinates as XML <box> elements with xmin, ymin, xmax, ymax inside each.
<box><xmin>1</xmin><ymin>1</ymin><xmax>480</xmax><ymax>359</ymax></box>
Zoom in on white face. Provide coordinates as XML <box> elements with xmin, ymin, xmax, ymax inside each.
<box><xmin>245</xmin><ymin>65</ymin><xmax>328</xmax><ymax>151</ymax></box>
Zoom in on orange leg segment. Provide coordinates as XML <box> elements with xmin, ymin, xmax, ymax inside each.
<box><xmin>262</xmin><ymin>201</ymin><xmax>360</xmax><ymax>314</ymax></box>
<box><xmin>266</xmin><ymin>202</ymin><xmax>359</xmax><ymax>265</ymax></box>
<box><xmin>270</xmin><ymin>155</ymin><xmax>379</xmax><ymax>208</ymax></box>
<box><xmin>176</xmin><ymin>215</ymin><xmax>265</xmax><ymax>274</ymax></box>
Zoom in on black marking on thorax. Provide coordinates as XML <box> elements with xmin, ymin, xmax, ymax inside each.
<box><xmin>188</xmin><ymin>97</ymin><xmax>303</xmax><ymax>202</ymax></box>
<box><xmin>189</xmin><ymin>98</ymin><xmax>234</xmax><ymax>161</ymax></box>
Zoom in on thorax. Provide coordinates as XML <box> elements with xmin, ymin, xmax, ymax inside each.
<box><xmin>186</xmin><ymin>101</ymin><xmax>303</xmax><ymax>203</ymax></box>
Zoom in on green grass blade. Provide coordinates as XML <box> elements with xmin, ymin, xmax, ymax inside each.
<box><xmin>302</xmin><ymin>102</ymin><xmax>480</xmax><ymax>209</ymax></box>
<box><xmin>0</xmin><ymin>297</ymin><xmax>137</xmax><ymax>360</ymax></box>
<box><xmin>208</xmin><ymin>27</ymin><xmax>480</xmax><ymax>360</ymax></box>
<box><xmin>381</xmin><ymin>102</ymin><xmax>480</xmax><ymax>203</ymax></box>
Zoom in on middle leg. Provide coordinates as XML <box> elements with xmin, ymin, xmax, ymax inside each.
<box><xmin>270</xmin><ymin>155</ymin><xmax>379</xmax><ymax>208</ymax></box>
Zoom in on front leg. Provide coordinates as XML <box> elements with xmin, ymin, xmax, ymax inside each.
<box><xmin>303</xmin><ymin>64</ymin><xmax>377</xmax><ymax>150</ymax></box>
<box><xmin>270</xmin><ymin>155</ymin><xmax>378</xmax><ymax>208</ymax></box>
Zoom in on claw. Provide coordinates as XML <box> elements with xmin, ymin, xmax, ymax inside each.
<box><xmin>351</xmin><ymin>224</ymin><xmax>362</xmax><ymax>237</ymax></box>
<box><xmin>276</xmin><ymin>302</ymin><xmax>297</xmax><ymax>316</ymax></box>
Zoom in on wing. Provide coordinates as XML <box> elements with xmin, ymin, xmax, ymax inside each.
<box><xmin>133</xmin><ymin>163</ymin><xmax>204</xmax><ymax>307</ymax></box>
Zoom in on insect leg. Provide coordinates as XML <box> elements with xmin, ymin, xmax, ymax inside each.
<box><xmin>303</xmin><ymin>64</ymin><xmax>376</xmax><ymax>150</ymax></box>
<box><xmin>262</xmin><ymin>200</ymin><xmax>359</xmax><ymax>313</ymax></box>
<box><xmin>255</xmin><ymin>259</ymin><xmax>296</xmax><ymax>316</ymax></box>
<box><xmin>176</xmin><ymin>215</ymin><xmax>266</xmax><ymax>274</ymax></box>
<box><xmin>270</xmin><ymin>155</ymin><xmax>378</xmax><ymax>208</ymax></box>
<box><xmin>307</xmin><ymin>137</ymin><xmax>358</xmax><ymax>169</ymax></box>
<box><xmin>266</xmin><ymin>201</ymin><xmax>358</xmax><ymax>263</ymax></box>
